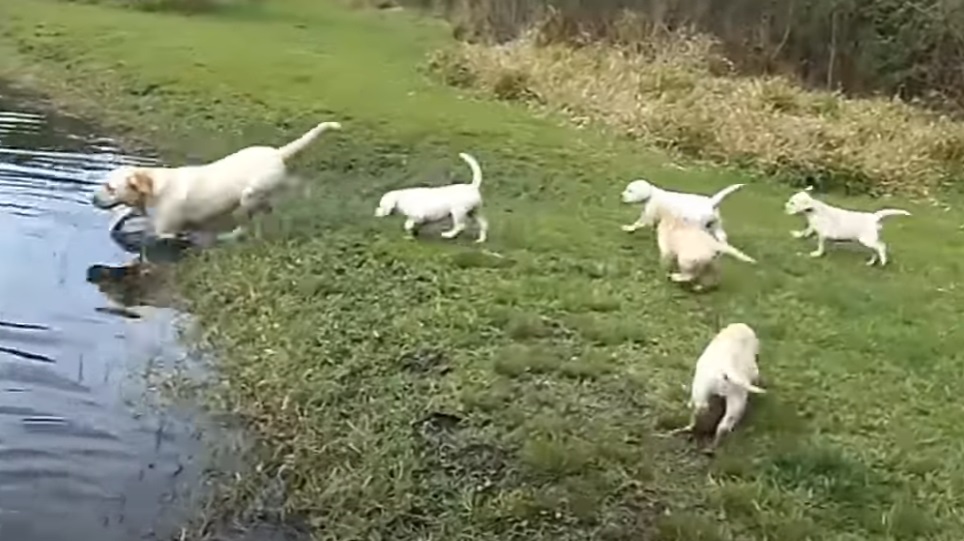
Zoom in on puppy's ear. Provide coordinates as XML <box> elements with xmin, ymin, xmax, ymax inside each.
<box><xmin>126</xmin><ymin>170</ymin><xmax>154</xmax><ymax>201</ymax></box>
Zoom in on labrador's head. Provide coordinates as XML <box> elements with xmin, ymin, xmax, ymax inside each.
<box><xmin>621</xmin><ymin>179</ymin><xmax>655</xmax><ymax>204</ymax></box>
<box><xmin>784</xmin><ymin>187</ymin><xmax>817</xmax><ymax>216</ymax></box>
<box><xmin>374</xmin><ymin>190</ymin><xmax>400</xmax><ymax>217</ymax></box>
<box><xmin>91</xmin><ymin>167</ymin><xmax>156</xmax><ymax>211</ymax></box>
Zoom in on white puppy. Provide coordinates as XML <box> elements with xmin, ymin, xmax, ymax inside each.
<box><xmin>375</xmin><ymin>152</ymin><xmax>488</xmax><ymax>243</ymax></box>
<box><xmin>622</xmin><ymin>179</ymin><xmax>745</xmax><ymax>242</ymax></box>
<box><xmin>672</xmin><ymin>322</ymin><xmax>765</xmax><ymax>453</ymax></box>
<box><xmin>784</xmin><ymin>187</ymin><xmax>911</xmax><ymax>266</ymax></box>
<box><xmin>91</xmin><ymin>121</ymin><xmax>342</xmax><ymax>240</ymax></box>
<box><xmin>656</xmin><ymin>210</ymin><xmax>756</xmax><ymax>291</ymax></box>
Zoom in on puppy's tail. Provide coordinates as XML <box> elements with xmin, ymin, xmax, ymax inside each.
<box><xmin>714</xmin><ymin>239</ymin><xmax>757</xmax><ymax>264</ymax></box>
<box><xmin>459</xmin><ymin>152</ymin><xmax>483</xmax><ymax>188</ymax></box>
<box><xmin>709</xmin><ymin>183</ymin><xmax>745</xmax><ymax>208</ymax></box>
<box><xmin>874</xmin><ymin>208</ymin><xmax>911</xmax><ymax>221</ymax></box>
<box><xmin>723</xmin><ymin>370</ymin><xmax>766</xmax><ymax>394</ymax></box>
<box><xmin>278</xmin><ymin>121</ymin><xmax>343</xmax><ymax>161</ymax></box>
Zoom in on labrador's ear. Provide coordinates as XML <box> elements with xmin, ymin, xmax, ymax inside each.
<box><xmin>127</xmin><ymin>170</ymin><xmax>154</xmax><ymax>197</ymax></box>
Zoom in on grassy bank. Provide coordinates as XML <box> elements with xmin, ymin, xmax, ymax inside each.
<box><xmin>3</xmin><ymin>1</ymin><xmax>964</xmax><ymax>540</ymax></box>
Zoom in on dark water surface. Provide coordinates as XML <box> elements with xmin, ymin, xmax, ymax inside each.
<box><xmin>0</xmin><ymin>89</ymin><xmax>206</xmax><ymax>540</ymax></box>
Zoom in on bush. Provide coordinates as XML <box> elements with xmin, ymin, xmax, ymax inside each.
<box><xmin>429</xmin><ymin>19</ymin><xmax>964</xmax><ymax>195</ymax></box>
<box><xmin>59</xmin><ymin>0</ymin><xmax>238</xmax><ymax>14</ymax></box>
<box><xmin>391</xmin><ymin>0</ymin><xmax>964</xmax><ymax>112</ymax></box>
<box><xmin>132</xmin><ymin>0</ymin><xmax>221</xmax><ymax>12</ymax></box>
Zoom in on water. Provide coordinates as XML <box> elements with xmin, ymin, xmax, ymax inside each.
<box><xmin>0</xmin><ymin>88</ymin><xmax>205</xmax><ymax>540</ymax></box>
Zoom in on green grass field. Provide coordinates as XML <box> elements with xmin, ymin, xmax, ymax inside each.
<box><xmin>2</xmin><ymin>1</ymin><xmax>964</xmax><ymax>539</ymax></box>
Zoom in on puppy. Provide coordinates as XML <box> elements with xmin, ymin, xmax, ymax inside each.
<box><xmin>91</xmin><ymin>121</ymin><xmax>342</xmax><ymax>240</ymax></box>
<box><xmin>784</xmin><ymin>187</ymin><xmax>911</xmax><ymax>266</ymax></box>
<box><xmin>375</xmin><ymin>152</ymin><xmax>488</xmax><ymax>242</ymax></box>
<box><xmin>672</xmin><ymin>323</ymin><xmax>765</xmax><ymax>453</ymax></box>
<box><xmin>622</xmin><ymin>179</ymin><xmax>745</xmax><ymax>242</ymax></box>
<box><xmin>656</xmin><ymin>209</ymin><xmax>756</xmax><ymax>291</ymax></box>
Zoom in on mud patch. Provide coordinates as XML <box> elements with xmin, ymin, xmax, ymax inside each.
<box><xmin>398</xmin><ymin>348</ymin><xmax>451</xmax><ymax>375</ymax></box>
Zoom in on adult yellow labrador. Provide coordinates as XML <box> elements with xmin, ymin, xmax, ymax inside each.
<box><xmin>91</xmin><ymin>121</ymin><xmax>342</xmax><ymax>240</ymax></box>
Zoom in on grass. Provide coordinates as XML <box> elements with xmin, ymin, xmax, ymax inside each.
<box><xmin>428</xmin><ymin>16</ymin><xmax>964</xmax><ymax>196</ymax></box>
<box><xmin>1</xmin><ymin>0</ymin><xmax>964</xmax><ymax>539</ymax></box>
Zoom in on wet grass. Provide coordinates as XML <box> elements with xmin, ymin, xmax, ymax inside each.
<box><xmin>2</xmin><ymin>0</ymin><xmax>964</xmax><ymax>539</ymax></box>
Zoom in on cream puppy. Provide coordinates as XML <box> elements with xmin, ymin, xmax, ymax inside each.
<box><xmin>784</xmin><ymin>187</ymin><xmax>910</xmax><ymax>266</ymax></box>
<box><xmin>621</xmin><ymin>179</ymin><xmax>745</xmax><ymax>242</ymax></box>
<box><xmin>672</xmin><ymin>323</ymin><xmax>765</xmax><ymax>453</ymax></box>
<box><xmin>656</xmin><ymin>209</ymin><xmax>756</xmax><ymax>291</ymax></box>
<box><xmin>91</xmin><ymin>121</ymin><xmax>342</xmax><ymax>240</ymax></box>
<box><xmin>375</xmin><ymin>152</ymin><xmax>488</xmax><ymax>242</ymax></box>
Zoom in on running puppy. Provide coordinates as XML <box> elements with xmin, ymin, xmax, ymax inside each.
<box><xmin>91</xmin><ymin>121</ymin><xmax>343</xmax><ymax>241</ymax></box>
<box><xmin>656</xmin><ymin>208</ymin><xmax>756</xmax><ymax>291</ymax></box>
<box><xmin>375</xmin><ymin>152</ymin><xmax>488</xmax><ymax>243</ymax></box>
<box><xmin>672</xmin><ymin>322</ymin><xmax>765</xmax><ymax>454</ymax></box>
<box><xmin>621</xmin><ymin>179</ymin><xmax>745</xmax><ymax>242</ymax></box>
<box><xmin>784</xmin><ymin>187</ymin><xmax>910</xmax><ymax>266</ymax></box>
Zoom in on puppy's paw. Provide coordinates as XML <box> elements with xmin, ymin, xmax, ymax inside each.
<box><xmin>808</xmin><ymin>251</ymin><xmax>823</xmax><ymax>258</ymax></box>
<box><xmin>621</xmin><ymin>224</ymin><xmax>637</xmax><ymax>232</ymax></box>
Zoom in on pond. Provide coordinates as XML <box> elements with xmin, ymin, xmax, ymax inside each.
<box><xmin>0</xmin><ymin>87</ymin><xmax>206</xmax><ymax>540</ymax></box>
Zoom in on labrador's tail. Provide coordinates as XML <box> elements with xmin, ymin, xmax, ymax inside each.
<box><xmin>459</xmin><ymin>152</ymin><xmax>483</xmax><ymax>188</ymax></box>
<box><xmin>873</xmin><ymin>208</ymin><xmax>911</xmax><ymax>221</ymax></box>
<box><xmin>714</xmin><ymin>239</ymin><xmax>757</xmax><ymax>264</ymax></box>
<box><xmin>278</xmin><ymin>121</ymin><xmax>342</xmax><ymax>161</ymax></box>
<box><xmin>708</xmin><ymin>183</ymin><xmax>745</xmax><ymax>208</ymax></box>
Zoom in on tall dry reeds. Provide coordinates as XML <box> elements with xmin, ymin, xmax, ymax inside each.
<box><xmin>428</xmin><ymin>15</ymin><xmax>964</xmax><ymax>195</ymax></box>
<box><xmin>389</xmin><ymin>0</ymin><xmax>964</xmax><ymax>111</ymax></box>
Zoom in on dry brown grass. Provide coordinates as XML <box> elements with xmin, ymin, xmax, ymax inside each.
<box><xmin>428</xmin><ymin>15</ymin><xmax>964</xmax><ymax>195</ymax></box>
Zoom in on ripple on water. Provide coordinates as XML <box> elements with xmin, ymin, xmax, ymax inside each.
<box><xmin>0</xmin><ymin>89</ymin><xmax>205</xmax><ymax>541</ymax></box>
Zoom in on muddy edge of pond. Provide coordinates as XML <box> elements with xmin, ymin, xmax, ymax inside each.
<box><xmin>0</xmin><ymin>79</ymin><xmax>311</xmax><ymax>541</ymax></box>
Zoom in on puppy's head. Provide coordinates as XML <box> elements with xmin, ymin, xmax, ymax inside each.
<box><xmin>720</xmin><ymin>322</ymin><xmax>756</xmax><ymax>342</ymax></box>
<box><xmin>621</xmin><ymin>179</ymin><xmax>655</xmax><ymax>204</ymax></box>
<box><xmin>91</xmin><ymin>167</ymin><xmax>156</xmax><ymax>211</ymax></box>
<box><xmin>784</xmin><ymin>189</ymin><xmax>816</xmax><ymax>215</ymax></box>
<box><xmin>374</xmin><ymin>191</ymin><xmax>399</xmax><ymax>218</ymax></box>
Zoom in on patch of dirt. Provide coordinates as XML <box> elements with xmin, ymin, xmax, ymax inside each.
<box><xmin>398</xmin><ymin>348</ymin><xmax>450</xmax><ymax>374</ymax></box>
<box><xmin>412</xmin><ymin>410</ymin><xmax>512</xmax><ymax>492</ymax></box>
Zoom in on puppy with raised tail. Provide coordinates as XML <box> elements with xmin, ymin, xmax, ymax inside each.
<box><xmin>621</xmin><ymin>178</ymin><xmax>745</xmax><ymax>242</ymax></box>
<box><xmin>375</xmin><ymin>152</ymin><xmax>488</xmax><ymax>243</ymax></box>
<box><xmin>784</xmin><ymin>186</ymin><xmax>910</xmax><ymax>266</ymax></box>
<box><xmin>672</xmin><ymin>322</ymin><xmax>765</xmax><ymax>454</ymax></box>
<box><xmin>655</xmin><ymin>207</ymin><xmax>756</xmax><ymax>291</ymax></box>
<box><xmin>91</xmin><ymin>121</ymin><xmax>343</xmax><ymax>241</ymax></box>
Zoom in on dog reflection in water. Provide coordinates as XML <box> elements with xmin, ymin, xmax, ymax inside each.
<box><xmin>86</xmin><ymin>260</ymin><xmax>177</xmax><ymax>318</ymax></box>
